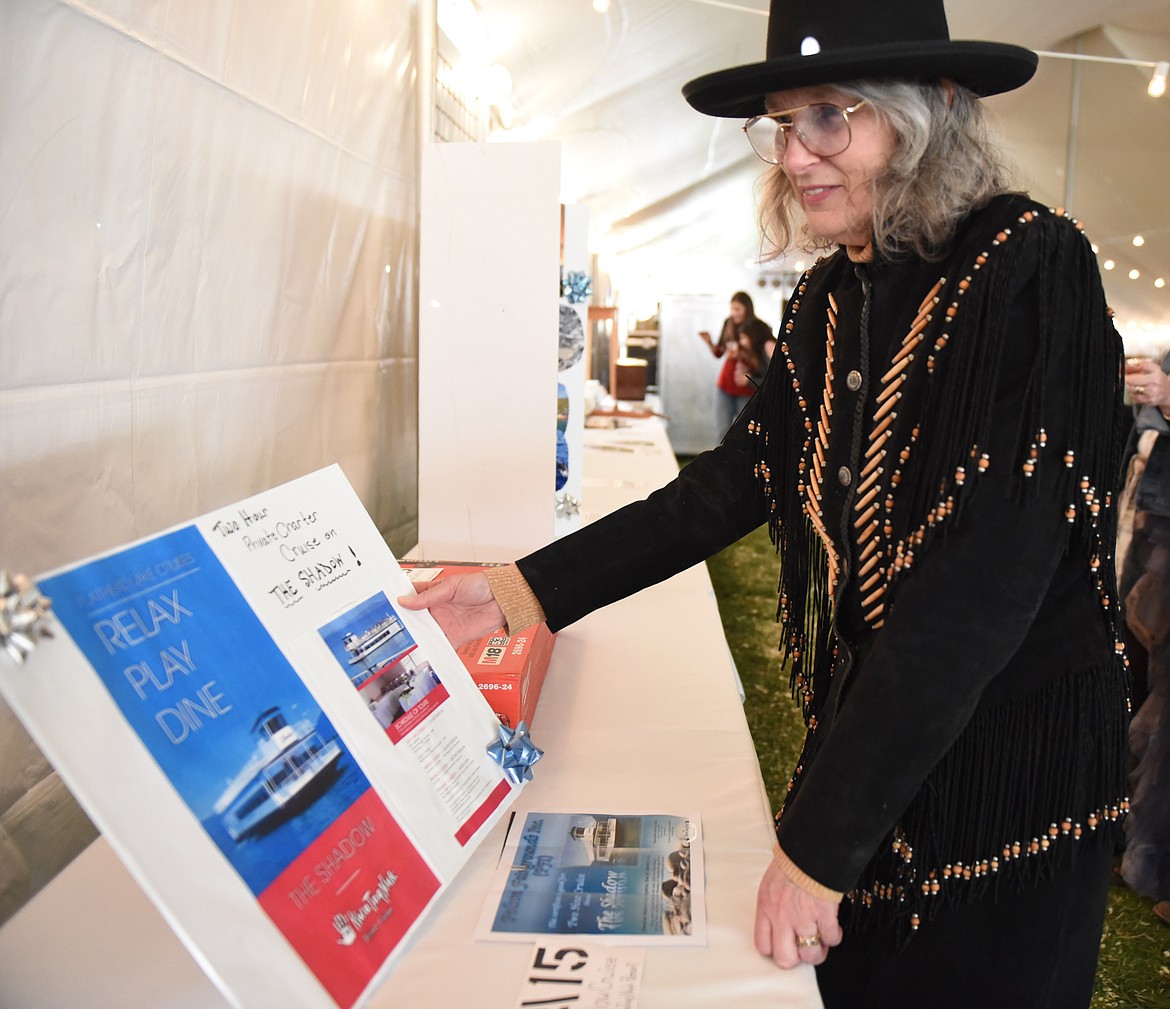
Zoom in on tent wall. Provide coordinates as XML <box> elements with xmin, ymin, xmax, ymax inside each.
<box><xmin>0</xmin><ymin>0</ymin><xmax>423</xmax><ymax>923</ymax></box>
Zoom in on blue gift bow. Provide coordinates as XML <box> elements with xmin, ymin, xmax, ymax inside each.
<box><xmin>487</xmin><ymin>720</ymin><xmax>544</xmax><ymax>784</ymax></box>
<box><xmin>561</xmin><ymin>270</ymin><xmax>592</xmax><ymax>304</ymax></box>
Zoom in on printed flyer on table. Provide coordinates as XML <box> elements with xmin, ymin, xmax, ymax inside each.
<box><xmin>480</xmin><ymin>812</ymin><xmax>706</xmax><ymax>945</ymax></box>
<box><xmin>0</xmin><ymin>466</ymin><xmax>520</xmax><ymax>1009</ymax></box>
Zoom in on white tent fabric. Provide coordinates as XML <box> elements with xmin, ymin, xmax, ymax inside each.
<box><xmin>1</xmin><ymin>0</ymin><xmax>422</xmax><ymax>582</ymax></box>
<box><xmin>479</xmin><ymin>0</ymin><xmax>1170</xmax><ymax>345</ymax></box>
<box><xmin>0</xmin><ymin>0</ymin><xmax>423</xmax><ymax>924</ymax></box>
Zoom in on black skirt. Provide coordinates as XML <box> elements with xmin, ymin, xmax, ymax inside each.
<box><xmin>815</xmin><ymin>840</ymin><xmax>1114</xmax><ymax>1009</ymax></box>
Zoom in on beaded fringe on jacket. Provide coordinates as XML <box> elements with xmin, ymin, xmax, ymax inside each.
<box><xmin>748</xmin><ymin>198</ymin><xmax>1132</xmax><ymax>934</ymax></box>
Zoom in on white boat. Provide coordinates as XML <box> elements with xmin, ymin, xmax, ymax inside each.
<box><xmin>342</xmin><ymin>614</ymin><xmax>406</xmax><ymax>664</ymax></box>
<box><xmin>214</xmin><ymin>707</ymin><xmax>343</xmax><ymax>841</ymax></box>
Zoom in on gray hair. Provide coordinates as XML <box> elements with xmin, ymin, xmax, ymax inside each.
<box><xmin>758</xmin><ymin>80</ymin><xmax>1011</xmax><ymax>262</ymax></box>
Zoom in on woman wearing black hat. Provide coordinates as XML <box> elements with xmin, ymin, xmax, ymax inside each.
<box><xmin>402</xmin><ymin>2</ymin><xmax>1130</xmax><ymax>1005</ymax></box>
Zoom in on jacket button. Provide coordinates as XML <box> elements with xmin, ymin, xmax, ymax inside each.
<box><xmin>846</xmin><ymin>370</ymin><xmax>863</xmax><ymax>392</ymax></box>
<box><xmin>838</xmin><ymin>466</ymin><xmax>852</xmax><ymax>487</ymax></box>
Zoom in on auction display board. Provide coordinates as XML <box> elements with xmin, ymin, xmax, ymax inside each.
<box><xmin>0</xmin><ymin>466</ymin><xmax>521</xmax><ymax>1009</ymax></box>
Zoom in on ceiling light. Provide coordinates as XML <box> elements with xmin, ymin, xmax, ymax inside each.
<box><xmin>1156</xmin><ymin>278</ymin><xmax>1166</xmax><ymax>289</ymax></box>
<box><xmin>1130</xmin><ymin>269</ymin><xmax>1141</xmax><ymax>280</ymax></box>
<box><xmin>1133</xmin><ymin>235</ymin><xmax>1146</xmax><ymax>247</ymax></box>
<box><xmin>475</xmin><ymin>63</ymin><xmax>513</xmax><ymax>104</ymax></box>
<box><xmin>1149</xmin><ymin>61</ymin><xmax>1169</xmax><ymax>98</ymax></box>
<box><xmin>1091</xmin><ymin>243</ymin><xmax>1099</xmax><ymax>254</ymax></box>
<box><xmin>1103</xmin><ymin>260</ymin><xmax>1116</xmax><ymax>270</ymax></box>
<box><xmin>593</xmin><ymin>0</ymin><xmax>611</xmax><ymax>11</ymax></box>
<box><xmin>439</xmin><ymin>0</ymin><xmax>494</xmax><ymax>66</ymax></box>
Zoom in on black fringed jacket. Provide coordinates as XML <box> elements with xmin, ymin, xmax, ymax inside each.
<box><xmin>517</xmin><ymin>194</ymin><xmax>1131</xmax><ymax>934</ymax></box>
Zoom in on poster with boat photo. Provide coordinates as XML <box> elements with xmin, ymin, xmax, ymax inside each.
<box><xmin>479</xmin><ymin>811</ymin><xmax>706</xmax><ymax>946</ymax></box>
<box><xmin>318</xmin><ymin>592</ymin><xmax>443</xmax><ymax>743</ymax></box>
<box><xmin>0</xmin><ymin>466</ymin><xmax>521</xmax><ymax>1009</ymax></box>
<box><xmin>315</xmin><ymin>591</ymin><xmax>514</xmax><ymax>847</ymax></box>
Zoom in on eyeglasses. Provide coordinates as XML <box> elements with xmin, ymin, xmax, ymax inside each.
<box><xmin>742</xmin><ymin>100</ymin><xmax>869</xmax><ymax>164</ymax></box>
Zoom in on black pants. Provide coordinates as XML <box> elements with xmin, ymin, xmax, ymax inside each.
<box><xmin>815</xmin><ymin>841</ymin><xmax>1114</xmax><ymax>1009</ymax></box>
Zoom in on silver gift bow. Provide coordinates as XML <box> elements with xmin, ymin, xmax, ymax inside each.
<box><xmin>555</xmin><ymin>492</ymin><xmax>581</xmax><ymax>518</ymax></box>
<box><xmin>0</xmin><ymin>570</ymin><xmax>54</xmax><ymax>665</ymax></box>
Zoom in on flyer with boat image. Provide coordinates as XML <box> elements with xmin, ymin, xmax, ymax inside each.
<box><xmin>480</xmin><ymin>812</ymin><xmax>705</xmax><ymax>944</ymax></box>
<box><xmin>316</xmin><ymin>591</ymin><xmax>511</xmax><ymax>845</ymax></box>
<box><xmin>318</xmin><ymin>592</ymin><xmax>445</xmax><ymax>743</ymax></box>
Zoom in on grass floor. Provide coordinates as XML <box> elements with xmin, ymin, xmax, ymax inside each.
<box><xmin>704</xmin><ymin>522</ymin><xmax>1170</xmax><ymax>1006</ymax></box>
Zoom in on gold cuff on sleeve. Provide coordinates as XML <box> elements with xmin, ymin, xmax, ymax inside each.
<box><xmin>485</xmin><ymin>564</ymin><xmax>546</xmax><ymax>635</ymax></box>
<box><xmin>773</xmin><ymin>845</ymin><xmax>845</xmax><ymax>904</ymax></box>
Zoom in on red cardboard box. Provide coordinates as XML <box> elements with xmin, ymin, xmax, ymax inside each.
<box><xmin>401</xmin><ymin>561</ymin><xmax>556</xmax><ymax>729</ymax></box>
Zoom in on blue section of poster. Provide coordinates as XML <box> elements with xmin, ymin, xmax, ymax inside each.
<box><xmin>492</xmin><ymin>813</ymin><xmax>696</xmax><ymax>937</ymax></box>
<box><xmin>40</xmin><ymin>525</ymin><xmax>373</xmax><ymax>894</ymax></box>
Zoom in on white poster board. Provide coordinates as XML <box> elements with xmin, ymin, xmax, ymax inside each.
<box><xmin>0</xmin><ymin>466</ymin><xmax>520</xmax><ymax>1009</ymax></box>
<box><xmin>418</xmin><ymin>142</ymin><xmax>561</xmax><ymax>561</ymax></box>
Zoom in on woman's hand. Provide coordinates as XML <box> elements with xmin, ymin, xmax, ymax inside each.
<box><xmin>1125</xmin><ymin>358</ymin><xmax>1170</xmax><ymax>411</ymax></box>
<box><xmin>754</xmin><ymin>855</ymin><xmax>843</xmax><ymax>969</ymax></box>
<box><xmin>697</xmin><ymin>330</ymin><xmax>722</xmax><ymax>358</ymax></box>
<box><xmin>397</xmin><ymin>573</ymin><xmax>505</xmax><ymax>648</ymax></box>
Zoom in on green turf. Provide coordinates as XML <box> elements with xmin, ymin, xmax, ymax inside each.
<box><xmin>704</xmin><ymin>521</ymin><xmax>1170</xmax><ymax>1006</ymax></box>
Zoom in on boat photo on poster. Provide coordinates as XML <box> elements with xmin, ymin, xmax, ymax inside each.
<box><xmin>38</xmin><ymin>524</ymin><xmax>441</xmax><ymax>1009</ymax></box>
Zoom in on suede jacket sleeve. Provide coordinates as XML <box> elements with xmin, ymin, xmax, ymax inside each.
<box><xmin>516</xmin><ymin>405</ymin><xmax>769</xmax><ymax>633</ymax></box>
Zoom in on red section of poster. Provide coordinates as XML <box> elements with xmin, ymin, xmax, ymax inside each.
<box><xmin>455</xmin><ymin>778</ymin><xmax>512</xmax><ymax>846</ymax></box>
<box><xmin>386</xmin><ymin>683</ymin><xmax>449</xmax><ymax>744</ymax></box>
<box><xmin>258</xmin><ymin>789</ymin><xmax>440</xmax><ymax>1009</ymax></box>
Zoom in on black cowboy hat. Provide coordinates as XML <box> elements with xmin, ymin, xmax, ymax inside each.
<box><xmin>683</xmin><ymin>0</ymin><xmax>1038</xmax><ymax>118</ymax></box>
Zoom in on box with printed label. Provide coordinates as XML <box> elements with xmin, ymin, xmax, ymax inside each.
<box><xmin>401</xmin><ymin>561</ymin><xmax>556</xmax><ymax>729</ymax></box>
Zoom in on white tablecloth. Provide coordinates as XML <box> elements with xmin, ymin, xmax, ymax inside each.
<box><xmin>0</xmin><ymin>416</ymin><xmax>822</xmax><ymax>1009</ymax></box>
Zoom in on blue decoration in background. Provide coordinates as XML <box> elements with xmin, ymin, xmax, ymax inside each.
<box><xmin>561</xmin><ymin>270</ymin><xmax>592</xmax><ymax>304</ymax></box>
<box><xmin>556</xmin><ymin>381</ymin><xmax>569</xmax><ymax>491</ymax></box>
<box><xmin>555</xmin><ymin>432</ymin><xmax>569</xmax><ymax>491</ymax></box>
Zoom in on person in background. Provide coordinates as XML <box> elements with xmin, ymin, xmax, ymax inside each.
<box><xmin>402</xmin><ymin>2</ymin><xmax>1129</xmax><ymax>1005</ymax></box>
<box><xmin>1119</xmin><ymin>352</ymin><xmax>1170</xmax><ymax>926</ymax></box>
<box><xmin>698</xmin><ymin>291</ymin><xmax>775</xmax><ymax>433</ymax></box>
<box><xmin>734</xmin><ymin>329</ymin><xmax>764</xmax><ymax>390</ymax></box>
